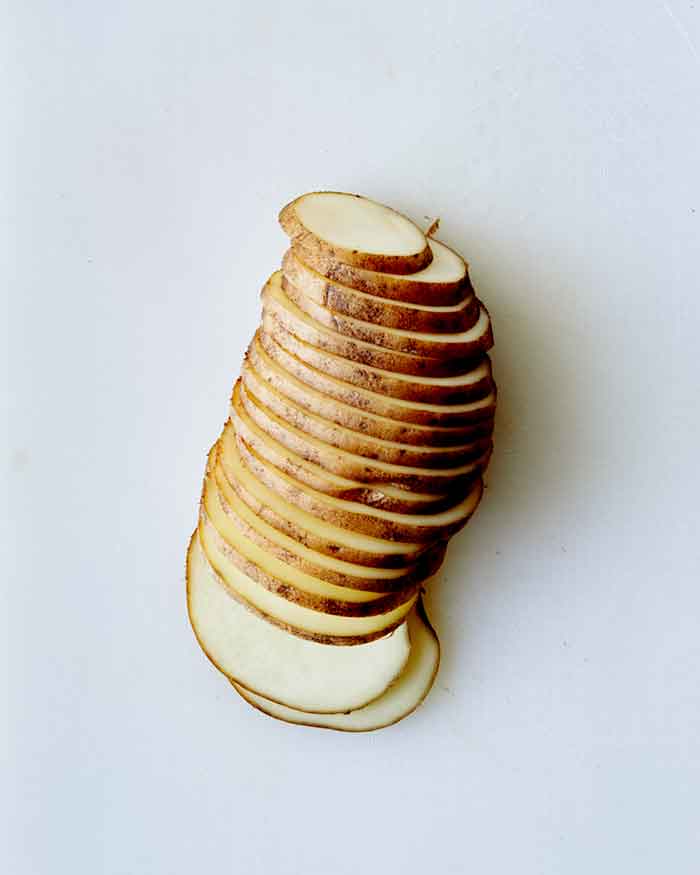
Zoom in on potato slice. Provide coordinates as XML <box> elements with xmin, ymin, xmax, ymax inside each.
<box><xmin>282</xmin><ymin>248</ymin><xmax>477</xmax><ymax>333</ymax></box>
<box><xmin>279</xmin><ymin>192</ymin><xmax>431</xmax><ymax>275</ymax></box>
<box><xmin>258</xmin><ymin>329</ymin><xmax>496</xmax><ymax>425</ymax></box>
<box><xmin>282</xmin><ymin>274</ymin><xmax>493</xmax><ymax>359</ymax></box>
<box><xmin>233</xmin><ymin>430</ymin><xmax>485</xmax><ymax>543</ymax></box>
<box><xmin>218</xmin><ymin>421</ymin><xmax>426</xmax><ymax>567</ymax></box>
<box><xmin>247</xmin><ymin>336</ymin><xmax>494</xmax><ymax>444</ymax></box>
<box><xmin>232</xmin><ymin>598</ymin><xmax>440</xmax><ymax>731</ymax></box>
<box><xmin>232</xmin><ymin>384</ymin><xmax>454</xmax><ymax>514</ymax></box>
<box><xmin>291</xmin><ymin>236</ymin><xmax>469</xmax><ymax>305</ymax></box>
<box><xmin>211</xmin><ymin>454</ymin><xmax>446</xmax><ymax>593</ymax></box>
<box><xmin>202</xmin><ymin>475</ymin><xmax>421</xmax><ymax>613</ymax></box>
<box><xmin>263</xmin><ymin>272</ymin><xmax>469</xmax><ymax>377</ymax></box>
<box><xmin>240</xmin><ymin>361</ymin><xmax>491</xmax><ymax>470</ymax></box>
<box><xmin>199</xmin><ymin>514</ymin><xmax>418</xmax><ymax>642</ymax></box>
<box><xmin>235</xmin><ymin>380</ymin><xmax>491</xmax><ymax>494</ymax></box>
<box><xmin>187</xmin><ymin>531</ymin><xmax>412</xmax><ymax>712</ymax></box>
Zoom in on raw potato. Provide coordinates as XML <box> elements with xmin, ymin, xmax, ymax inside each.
<box><xmin>290</xmin><ymin>236</ymin><xmax>469</xmax><ymax>306</ymax></box>
<box><xmin>240</xmin><ymin>360</ymin><xmax>491</xmax><ymax>469</ymax></box>
<box><xmin>232</xmin><ymin>598</ymin><xmax>440</xmax><ymax>731</ymax></box>
<box><xmin>246</xmin><ymin>337</ymin><xmax>494</xmax><ymax>445</ymax></box>
<box><xmin>218</xmin><ymin>420</ymin><xmax>427</xmax><ymax>567</ymax></box>
<box><xmin>282</xmin><ymin>248</ymin><xmax>477</xmax><ymax>333</ymax></box>
<box><xmin>187</xmin><ymin>531</ymin><xmax>412</xmax><ymax>713</ymax></box>
<box><xmin>187</xmin><ymin>192</ymin><xmax>497</xmax><ymax>730</ymax></box>
<box><xmin>199</xmin><ymin>513</ymin><xmax>418</xmax><ymax>642</ymax></box>
<box><xmin>258</xmin><ymin>328</ymin><xmax>497</xmax><ymax>426</ymax></box>
<box><xmin>263</xmin><ymin>317</ymin><xmax>494</xmax><ymax>405</ymax></box>
<box><xmin>264</xmin><ymin>272</ymin><xmax>470</xmax><ymax>378</ymax></box>
<box><xmin>281</xmin><ymin>273</ymin><xmax>493</xmax><ymax>359</ymax></box>
<box><xmin>234</xmin><ymin>434</ymin><xmax>485</xmax><ymax>543</ymax></box>
<box><xmin>234</xmin><ymin>380</ymin><xmax>491</xmax><ymax>494</ymax></box>
<box><xmin>279</xmin><ymin>192</ymin><xmax>432</xmax><ymax>275</ymax></box>
<box><xmin>212</xmin><ymin>456</ymin><xmax>446</xmax><ymax>593</ymax></box>
<box><xmin>202</xmin><ymin>470</ymin><xmax>422</xmax><ymax>615</ymax></box>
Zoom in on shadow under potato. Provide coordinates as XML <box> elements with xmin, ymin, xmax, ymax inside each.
<box><xmin>423</xmin><ymin>231</ymin><xmax>595</xmax><ymax>696</ymax></box>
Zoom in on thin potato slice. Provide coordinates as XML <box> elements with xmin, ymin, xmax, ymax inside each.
<box><xmin>279</xmin><ymin>192</ymin><xmax>432</xmax><ymax>275</ymax></box>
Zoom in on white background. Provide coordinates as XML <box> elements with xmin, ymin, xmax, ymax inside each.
<box><xmin>4</xmin><ymin>1</ymin><xmax>700</xmax><ymax>872</ymax></box>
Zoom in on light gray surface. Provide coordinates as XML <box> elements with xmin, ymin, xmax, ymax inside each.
<box><xmin>4</xmin><ymin>1</ymin><xmax>700</xmax><ymax>873</ymax></box>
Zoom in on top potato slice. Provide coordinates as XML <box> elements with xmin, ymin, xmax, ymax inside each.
<box><xmin>279</xmin><ymin>192</ymin><xmax>432</xmax><ymax>275</ymax></box>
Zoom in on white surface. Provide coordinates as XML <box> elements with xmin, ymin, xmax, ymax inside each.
<box><xmin>3</xmin><ymin>1</ymin><xmax>699</xmax><ymax>873</ymax></box>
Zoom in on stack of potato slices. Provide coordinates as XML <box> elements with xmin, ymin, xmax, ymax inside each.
<box><xmin>187</xmin><ymin>192</ymin><xmax>496</xmax><ymax>731</ymax></box>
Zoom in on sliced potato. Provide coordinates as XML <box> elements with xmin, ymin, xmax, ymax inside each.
<box><xmin>258</xmin><ymin>329</ymin><xmax>496</xmax><ymax>426</ymax></box>
<box><xmin>187</xmin><ymin>531</ymin><xmax>412</xmax><ymax>712</ymax></box>
<box><xmin>199</xmin><ymin>513</ymin><xmax>418</xmax><ymax>642</ymax></box>
<box><xmin>282</xmin><ymin>274</ymin><xmax>492</xmax><ymax>360</ymax></box>
<box><xmin>232</xmin><ymin>598</ymin><xmax>440</xmax><ymax>731</ymax></box>
<box><xmin>211</xmin><ymin>455</ymin><xmax>446</xmax><ymax>593</ymax></box>
<box><xmin>234</xmin><ymin>431</ymin><xmax>485</xmax><ymax>543</ymax></box>
<box><xmin>263</xmin><ymin>316</ymin><xmax>493</xmax><ymax>405</ymax></box>
<box><xmin>263</xmin><ymin>272</ymin><xmax>470</xmax><ymax>377</ymax></box>
<box><xmin>291</xmin><ymin>236</ymin><xmax>469</xmax><ymax>305</ymax></box>
<box><xmin>232</xmin><ymin>383</ymin><xmax>454</xmax><ymax>514</ymax></box>
<box><xmin>239</xmin><ymin>367</ymin><xmax>491</xmax><ymax>471</ymax></box>
<box><xmin>246</xmin><ymin>336</ymin><xmax>493</xmax><ymax>445</ymax></box>
<box><xmin>218</xmin><ymin>421</ymin><xmax>427</xmax><ymax>567</ymax></box>
<box><xmin>235</xmin><ymin>379</ymin><xmax>491</xmax><ymax>494</ymax></box>
<box><xmin>279</xmin><ymin>192</ymin><xmax>432</xmax><ymax>275</ymax></box>
<box><xmin>202</xmin><ymin>476</ymin><xmax>422</xmax><ymax>614</ymax></box>
<box><xmin>282</xmin><ymin>248</ymin><xmax>477</xmax><ymax>333</ymax></box>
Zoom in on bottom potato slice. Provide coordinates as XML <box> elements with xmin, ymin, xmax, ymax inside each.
<box><xmin>187</xmin><ymin>531</ymin><xmax>411</xmax><ymax>712</ymax></box>
<box><xmin>232</xmin><ymin>598</ymin><xmax>440</xmax><ymax>731</ymax></box>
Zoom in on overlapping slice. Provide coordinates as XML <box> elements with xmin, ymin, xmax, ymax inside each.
<box><xmin>258</xmin><ymin>329</ymin><xmax>496</xmax><ymax>425</ymax></box>
<box><xmin>187</xmin><ymin>531</ymin><xmax>412</xmax><ymax>713</ymax></box>
<box><xmin>264</xmin><ymin>272</ymin><xmax>472</xmax><ymax>377</ymax></box>
<box><xmin>279</xmin><ymin>192</ymin><xmax>432</xmax><ymax>275</ymax></box>
<box><xmin>281</xmin><ymin>272</ymin><xmax>492</xmax><ymax>360</ymax></box>
<box><xmin>232</xmin><ymin>598</ymin><xmax>440</xmax><ymax>731</ymax></box>
<box><xmin>282</xmin><ymin>248</ymin><xmax>476</xmax><ymax>333</ymax></box>
<box><xmin>218</xmin><ymin>420</ymin><xmax>427</xmax><ymax>567</ymax></box>
<box><xmin>290</xmin><ymin>235</ymin><xmax>470</xmax><ymax>305</ymax></box>
<box><xmin>247</xmin><ymin>336</ymin><xmax>494</xmax><ymax>445</ymax></box>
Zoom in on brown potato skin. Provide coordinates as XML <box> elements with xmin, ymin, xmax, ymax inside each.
<box><xmin>279</xmin><ymin>193</ymin><xmax>433</xmax><ymax>275</ymax></box>
<box><xmin>230</xmin><ymin>399</ymin><xmax>461</xmax><ymax>515</ymax></box>
<box><xmin>281</xmin><ymin>273</ymin><xmax>492</xmax><ymax>360</ymax></box>
<box><xmin>262</xmin><ymin>277</ymin><xmax>475</xmax><ymax>378</ymax></box>
<box><xmin>239</xmin><ymin>365</ymin><xmax>492</xmax><ymax>471</ymax></box>
<box><xmin>263</xmin><ymin>316</ymin><xmax>495</xmax><ymax>405</ymax></box>
<box><xmin>246</xmin><ymin>337</ymin><xmax>494</xmax><ymax>445</ymax></box>
<box><xmin>257</xmin><ymin>329</ymin><xmax>497</xmax><ymax>426</ymax></box>
<box><xmin>235</xmin><ymin>380</ymin><xmax>491</xmax><ymax>495</ymax></box>
<box><xmin>234</xmin><ymin>433</ymin><xmax>485</xmax><ymax>544</ymax></box>
<box><xmin>282</xmin><ymin>249</ymin><xmax>477</xmax><ymax>333</ymax></box>
<box><xmin>200</xmin><ymin>502</ymin><xmax>420</xmax><ymax>618</ymax></box>
<box><xmin>188</xmin><ymin>530</ymin><xmax>408</xmax><ymax>651</ymax></box>
<box><xmin>290</xmin><ymin>239</ymin><xmax>470</xmax><ymax>305</ymax></box>
<box><xmin>211</xmin><ymin>458</ymin><xmax>447</xmax><ymax>593</ymax></box>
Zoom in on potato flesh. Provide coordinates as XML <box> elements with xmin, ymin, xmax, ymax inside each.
<box><xmin>292</xmin><ymin>192</ymin><xmax>428</xmax><ymax>258</ymax></box>
<box><xmin>232</xmin><ymin>598</ymin><xmax>439</xmax><ymax>730</ymax></box>
<box><xmin>187</xmin><ymin>532</ymin><xmax>411</xmax><ymax>713</ymax></box>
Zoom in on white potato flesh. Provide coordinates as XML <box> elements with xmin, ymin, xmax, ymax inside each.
<box><xmin>294</xmin><ymin>192</ymin><xmax>427</xmax><ymax>258</ymax></box>
<box><xmin>233</xmin><ymin>600</ymin><xmax>439</xmax><ymax>731</ymax></box>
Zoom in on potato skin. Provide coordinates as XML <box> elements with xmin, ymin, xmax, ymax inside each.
<box><xmin>263</xmin><ymin>316</ymin><xmax>495</xmax><ymax>406</ymax></box>
<box><xmin>246</xmin><ymin>337</ymin><xmax>494</xmax><ymax>445</ymax></box>
<box><xmin>282</xmin><ymin>249</ymin><xmax>477</xmax><ymax>334</ymax></box>
<box><xmin>290</xmin><ymin>239</ymin><xmax>470</xmax><ymax>306</ymax></box>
